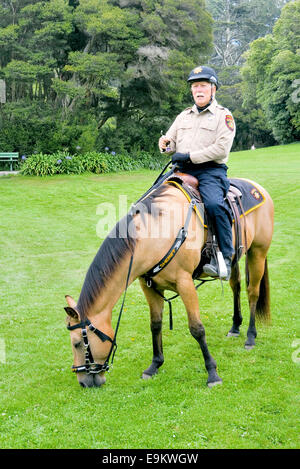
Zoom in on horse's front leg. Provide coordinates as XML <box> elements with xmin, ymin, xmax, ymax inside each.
<box><xmin>177</xmin><ymin>275</ymin><xmax>222</xmax><ymax>387</ymax></box>
<box><xmin>139</xmin><ymin>279</ymin><xmax>164</xmax><ymax>379</ymax></box>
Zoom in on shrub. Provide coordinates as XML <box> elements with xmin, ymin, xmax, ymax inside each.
<box><xmin>20</xmin><ymin>150</ymin><xmax>169</xmax><ymax>176</ymax></box>
<box><xmin>21</xmin><ymin>153</ymin><xmax>57</xmax><ymax>176</ymax></box>
<box><xmin>131</xmin><ymin>151</ymin><xmax>166</xmax><ymax>170</ymax></box>
<box><xmin>54</xmin><ymin>151</ymin><xmax>84</xmax><ymax>175</ymax></box>
<box><xmin>20</xmin><ymin>151</ymin><xmax>84</xmax><ymax>176</ymax></box>
<box><xmin>78</xmin><ymin>151</ymin><xmax>109</xmax><ymax>173</ymax></box>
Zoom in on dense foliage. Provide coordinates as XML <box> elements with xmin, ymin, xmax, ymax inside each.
<box><xmin>0</xmin><ymin>0</ymin><xmax>212</xmax><ymax>155</ymax></box>
<box><xmin>0</xmin><ymin>0</ymin><xmax>298</xmax><ymax>158</ymax></box>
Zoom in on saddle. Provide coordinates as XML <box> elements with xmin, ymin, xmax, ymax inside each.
<box><xmin>165</xmin><ymin>171</ymin><xmax>245</xmax><ymax>277</ymax></box>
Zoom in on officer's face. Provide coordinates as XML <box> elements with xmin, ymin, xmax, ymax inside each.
<box><xmin>191</xmin><ymin>81</ymin><xmax>215</xmax><ymax>107</ymax></box>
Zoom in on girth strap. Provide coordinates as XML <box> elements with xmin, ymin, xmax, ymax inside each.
<box><xmin>141</xmin><ymin>198</ymin><xmax>198</xmax><ymax>331</ymax></box>
<box><xmin>226</xmin><ymin>192</ymin><xmax>243</xmax><ymax>265</ymax></box>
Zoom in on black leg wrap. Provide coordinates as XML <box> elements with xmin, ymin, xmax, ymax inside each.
<box><xmin>142</xmin><ymin>320</ymin><xmax>164</xmax><ymax>378</ymax></box>
<box><xmin>189</xmin><ymin>323</ymin><xmax>222</xmax><ymax>387</ymax></box>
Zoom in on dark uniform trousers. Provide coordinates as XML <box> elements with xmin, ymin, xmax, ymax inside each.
<box><xmin>180</xmin><ymin>162</ymin><xmax>234</xmax><ymax>259</ymax></box>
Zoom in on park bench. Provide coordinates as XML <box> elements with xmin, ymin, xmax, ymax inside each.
<box><xmin>0</xmin><ymin>152</ymin><xmax>19</xmax><ymax>171</ymax></box>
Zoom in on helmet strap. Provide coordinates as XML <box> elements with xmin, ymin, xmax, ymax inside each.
<box><xmin>210</xmin><ymin>83</ymin><xmax>216</xmax><ymax>104</ymax></box>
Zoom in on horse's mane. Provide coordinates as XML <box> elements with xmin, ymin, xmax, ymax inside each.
<box><xmin>76</xmin><ymin>183</ymin><xmax>169</xmax><ymax>319</ymax></box>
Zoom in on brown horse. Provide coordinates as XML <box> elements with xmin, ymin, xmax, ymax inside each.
<box><xmin>65</xmin><ymin>177</ymin><xmax>274</xmax><ymax>388</ymax></box>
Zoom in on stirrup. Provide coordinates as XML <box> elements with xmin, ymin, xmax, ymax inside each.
<box><xmin>203</xmin><ymin>252</ymin><xmax>230</xmax><ymax>280</ymax></box>
<box><xmin>216</xmin><ymin>251</ymin><xmax>228</xmax><ymax>278</ymax></box>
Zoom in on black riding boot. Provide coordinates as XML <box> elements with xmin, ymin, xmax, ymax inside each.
<box><xmin>203</xmin><ymin>256</ymin><xmax>232</xmax><ymax>281</ymax></box>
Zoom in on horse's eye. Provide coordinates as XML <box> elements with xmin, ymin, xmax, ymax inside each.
<box><xmin>74</xmin><ymin>341</ymin><xmax>82</xmax><ymax>349</ymax></box>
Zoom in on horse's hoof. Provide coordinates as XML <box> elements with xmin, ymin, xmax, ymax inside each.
<box><xmin>227</xmin><ymin>331</ymin><xmax>240</xmax><ymax>337</ymax></box>
<box><xmin>244</xmin><ymin>344</ymin><xmax>255</xmax><ymax>350</ymax></box>
<box><xmin>142</xmin><ymin>372</ymin><xmax>153</xmax><ymax>380</ymax></box>
<box><xmin>207</xmin><ymin>379</ymin><xmax>223</xmax><ymax>388</ymax></box>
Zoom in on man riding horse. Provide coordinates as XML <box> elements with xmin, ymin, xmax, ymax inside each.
<box><xmin>158</xmin><ymin>66</ymin><xmax>235</xmax><ymax>281</ymax></box>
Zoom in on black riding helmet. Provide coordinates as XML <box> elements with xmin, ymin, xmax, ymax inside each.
<box><xmin>187</xmin><ymin>66</ymin><xmax>219</xmax><ymax>90</ymax></box>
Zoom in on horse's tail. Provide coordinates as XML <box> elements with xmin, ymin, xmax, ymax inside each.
<box><xmin>255</xmin><ymin>257</ymin><xmax>271</xmax><ymax>323</ymax></box>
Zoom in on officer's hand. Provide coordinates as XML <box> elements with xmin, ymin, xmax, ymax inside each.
<box><xmin>159</xmin><ymin>136</ymin><xmax>170</xmax><ymax>152</ymax></box>
<box><xmin>171</xmin><ymin>152</ymin><xmax>190</xmax><ymax>164</ymax></box>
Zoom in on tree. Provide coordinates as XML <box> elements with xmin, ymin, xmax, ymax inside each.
<box><xmin>0</xmin><ymin>0</ymin><xmax>75</xmax><ymax>154</ymax></box>
<box><xmin>53</xmin><ymin>0</ymin><xmax>214</xmax><ymax>151</ymax></box>
<box><xmin>0</xmin><ymin>0</ymin><xmax>73</xmax><ymax>100</ymax></box>
<box><xmin>206</xmin><ymin>0</ymin><xmax>290</xmax><ymax>67</ymax></box>
<box><xmin>205</xmin><ymin>0</ymin><xmax>293</xmax><ymax>149</ymax></box>
<box><xmin>241</xmin><ymin>0</ymin><xmax>300</xmax><ymax>143</ymax></box>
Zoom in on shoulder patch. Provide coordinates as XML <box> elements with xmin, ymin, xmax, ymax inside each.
<box><xmin>225</xmin><ymin>114</ymin><xmax>234</xmax><ymax>131</ymax></box>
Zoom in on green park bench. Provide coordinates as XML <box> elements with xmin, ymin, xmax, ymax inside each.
<box><xmin>0</xmin><ymin>152</ymin><xmax>19</xmax><ymax>171</ymax></box>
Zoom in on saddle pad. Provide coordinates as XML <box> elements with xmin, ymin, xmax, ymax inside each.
<box><xmin>165</xmin><ymin>177</ymin><xmax>266</xmax><ymax>228</ymax></box>
<box><xmin>229</xmin><ymin>178</ymin><xmax>265</xmax><ymax>217</ymax></box>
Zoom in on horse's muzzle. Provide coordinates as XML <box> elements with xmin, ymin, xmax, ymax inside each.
<box><xmin>78</xmin><ymin>373</ymin><xmax>106</xmax><ymax>388</ymax></box>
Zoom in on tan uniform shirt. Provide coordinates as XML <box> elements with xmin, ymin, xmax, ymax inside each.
<box><xmin>165</xmin><ymin>99</ymin><xmax>236</xmax><ymax>165</ymax></box>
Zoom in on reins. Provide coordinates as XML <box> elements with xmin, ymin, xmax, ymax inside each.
<box><xmin>66</xmin><ymin>157</ymin><xmax>169</xmax><ymax>374</ymax></box>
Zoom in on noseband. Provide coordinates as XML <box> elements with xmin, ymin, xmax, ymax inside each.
<box><xmin>67</xmin><ymin>319</ymin><xmax>116</xmax><ymax>374</ymax></box>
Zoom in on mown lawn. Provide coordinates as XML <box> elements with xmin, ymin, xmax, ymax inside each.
<box><xmin>0</xmin><ymin>143</ymin><xmax>299</xmax><ymax>449</ymax></box>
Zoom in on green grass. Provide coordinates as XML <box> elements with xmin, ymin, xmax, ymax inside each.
<box><xmin>0</xmin><ymin>143</ymin><xmax>299</xmax><ymax>449</ymax></box>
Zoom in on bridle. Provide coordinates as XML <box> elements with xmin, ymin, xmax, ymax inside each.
<box><xmin>67</xmin><ymin>318</ymin><xmax>116</xmax><ymax>374</ymax></box>
<box><xmin>66</xmin><ymin>254</ymin><xmax>134</xmax><ymax>375</ymax></box>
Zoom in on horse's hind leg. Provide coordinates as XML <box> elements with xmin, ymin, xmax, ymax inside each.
<box><xmin>245</xmin><ymin>247</ymin><xmax>269</xmax><ymax>350</ymax></box>
<box><xmin>227</xmin><ymin>261</ymin><xmax>243</xmax><ymax>337</ymax></box>
<box><xmin>176</xmin><ymin>274</ymin><xmax>222</xmax><ymax>387</ymax></box>
<box><xmin>139</xmin><ymin>279</ymin><xmax>165</xmax><ymax>379</ymax></box>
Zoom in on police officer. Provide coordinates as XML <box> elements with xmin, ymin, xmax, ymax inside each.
<box><xmin>158</xmin><ymin>66</ymin><xmax>236</xmax><ymax>280</ymax></box>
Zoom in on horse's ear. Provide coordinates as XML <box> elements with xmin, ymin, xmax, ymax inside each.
<box><xmin>64</xmin><ymin>306</ymin><xmax>79</xmax><ymax>320</ymax></box>
<box><xmin>65</xmin><ymin>295</ymin><xmax>77</xmax><ymax>309</ymax></box>
<box><xmin>64</xmin><ymin>295</ymin><xmax>79</xmax><ymax>320</ymax></box>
